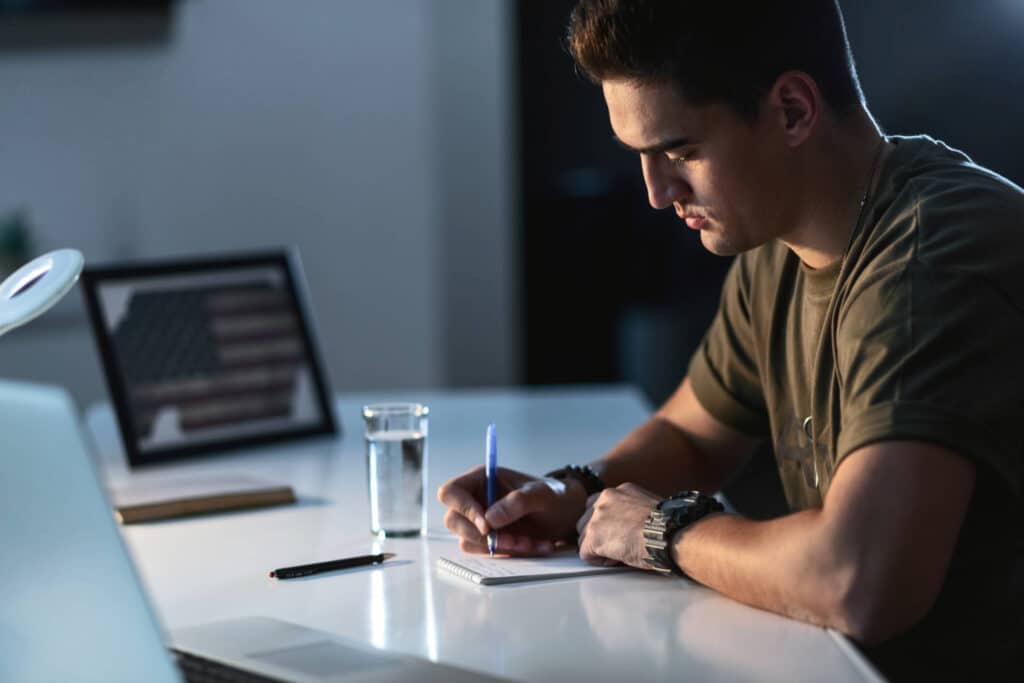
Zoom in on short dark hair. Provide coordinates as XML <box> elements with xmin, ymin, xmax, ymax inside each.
<box><xmin>567</xmin><ymin>0</ymin><xmax>864</xmax><ymax>122</ymax></box>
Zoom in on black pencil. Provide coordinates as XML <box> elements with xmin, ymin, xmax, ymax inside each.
<box><xmin>269</xmin><ymin>552</ymin><xmax>396</xmax><ymax>579</ymax></box>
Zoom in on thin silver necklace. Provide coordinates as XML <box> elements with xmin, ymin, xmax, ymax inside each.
<box><xmin>838</xmin><ymin>135</ymin><xmax>889</xmax><ymax>268</ymax></box>
<box><xmin>800</xmin><ymin>135</ymin><xmax>889</xmax><ymax>478</ymax></box>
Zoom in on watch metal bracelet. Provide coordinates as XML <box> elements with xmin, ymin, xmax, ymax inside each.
<box><xmin>643</xmin><ymin>491</ymin><xmax>724</xmax><ymax>577</ymax></box>
<box><xmin>643</xmin><ymin>508</ymin><xmax>681</xmax><ymax>576</ymax></box>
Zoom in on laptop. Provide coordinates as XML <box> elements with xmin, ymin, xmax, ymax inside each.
<box><xmin>0</xmin><ymin>379</ymin><xmax>505</xmax><ymax>683</ymax></box>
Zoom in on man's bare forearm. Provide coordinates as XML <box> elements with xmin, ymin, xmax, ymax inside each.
<box><xmin>670</xmin><ymin>442</ymin><xmax>978</xmax><ymax>643</ymax></box>
<box><xmin>670</xmin><ymin>510</ymin><xmax>859</xmax><ymax>635</ymax></box>
<box><xmin>588</xmin><ymin>416</ymin><xmax>735</xmax><ymax>497</ymax></box>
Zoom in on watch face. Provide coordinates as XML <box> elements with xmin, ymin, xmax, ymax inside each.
<box><xmin>660</xmin><ymin>497</ymin><xmax>694</xmax><ymax>513</ymax></box>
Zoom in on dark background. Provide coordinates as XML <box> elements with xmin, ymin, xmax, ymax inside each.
<box><xmin>516</xmin><ymin>0</ymin><xmax>1024</xmax><ymax>516</ymax></box>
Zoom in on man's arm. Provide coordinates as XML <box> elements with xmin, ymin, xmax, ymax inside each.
<box><xmin>672</xmin><ymin>439</ymin><xmax>974</xmax><ymax>643</ymax></box>
<box><xmin>438</xmin><ymin>377</ymin><xmax>760</xmax><ymax>555</ymax></box>
<box><xmin>580</xmin><ymin>437</ymin><xmax>976</xmax><ymax>644</ymax></box>
<box><xmin>590</xmin><ymin>377</ymin><xmax>761</xmax><ymax>495</ymax></box>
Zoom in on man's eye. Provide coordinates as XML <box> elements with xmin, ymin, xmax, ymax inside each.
<box><xmin>666</xmin><ymin>150</ymin><xmax>692</xmax><ymax>163</ymax></box>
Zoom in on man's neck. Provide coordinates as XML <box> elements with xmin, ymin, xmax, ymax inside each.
<box><xmin>779</xmin><ymin>113</ymin><xmax>889</xmax><ymax>270</ymax></box>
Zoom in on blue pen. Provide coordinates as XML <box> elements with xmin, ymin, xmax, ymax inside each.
<box><xmin>485</xmin><ymin>422</ymin><xmax>497</xmax><ymax>555</ymax></box>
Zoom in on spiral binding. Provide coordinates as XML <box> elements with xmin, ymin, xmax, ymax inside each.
<box><xmin>437</xmin><ymin>557</ymin><xmax>483</xmax><ymax>584</ymax></box>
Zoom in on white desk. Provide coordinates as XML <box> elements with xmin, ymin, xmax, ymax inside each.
<box><xmin>86</xmin><ymin>386</ymin><xmax>883</xmax><ymax>683</ymax></box>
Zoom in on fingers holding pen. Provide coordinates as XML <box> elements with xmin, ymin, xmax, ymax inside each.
<box><xmin>439</xmin><ymin>477</ymin><xmax>555</xmax><ymax>555</ymax></box>
<box><xmin>484</xmin><ymin>478</ymin><xmax>555</xmax><ymax>529</ymax></box>
<box><xmin>443</xmin><ymin>507</ymin><xmax>487</xmax><ymax>546</ymax></box>
<box><xmin>443</xmin><ymin>508</ymin><xmax>543</xmax><ymax>555</ymax></box>
<box><xmin>458</xmin><ymin>534</ymin><xmax>555</xmax><ymax>556</ymax></box>
<box><xmin>436</xmin><ymin>465</ymin><xmax>537</xmax><ymax>536</ymax></box>
<box><xmin>484</xmin><ymin>484</ymin><xmax>558</xmax><ymax>555</ymax></box>
<box><xmin>437</xmin><ymin>468</ymin><xmax>489</xmax><ymax>536</ymax></box>
<box><xmin>438</xmin><ymin>464</ymin><xmax>574</xmax><ymax>557</ymax></box>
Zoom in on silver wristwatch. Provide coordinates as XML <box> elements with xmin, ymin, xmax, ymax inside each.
<box><xmin>643</xmin><ymin>491</ymin><xmax>724</xmax><ymax>576</ymax></box>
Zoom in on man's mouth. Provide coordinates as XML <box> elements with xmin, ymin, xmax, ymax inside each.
<box><xmin>684</xmin><ymin>216</ymin><xmax>708</xmax><ymax>230</ymax></box>
<box><xmin>676</xmin><ymin>205</ymin><xmax>709</xmax><ymax>229</ymax></box>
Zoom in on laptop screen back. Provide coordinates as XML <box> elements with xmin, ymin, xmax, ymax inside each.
<box><xmin>0</xmin><ymin>380</ymin><xmax>180</xmax><ymax>683</ymax></box>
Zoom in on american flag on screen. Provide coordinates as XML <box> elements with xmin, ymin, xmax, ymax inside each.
<box><xmin>111</xmin><ymin>283</ymin><xmax>306</xmax><ymax>438</ymax></box>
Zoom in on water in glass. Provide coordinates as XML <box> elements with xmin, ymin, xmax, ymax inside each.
<box><xmin>365</xmin><ymin>428</ymin><xmax>426</xmax><ymax>536</ymax></box>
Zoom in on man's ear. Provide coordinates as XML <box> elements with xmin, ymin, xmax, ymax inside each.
<box><xmin>768</xmin><ymin>71</ymin><xmax>820</xmax><ymax>147</ymax></box>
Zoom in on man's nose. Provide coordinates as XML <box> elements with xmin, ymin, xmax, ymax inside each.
<box><xmin>641</xmin><ymin>154</ymin><xmax>690</xmax><ymax>210</ymax></box>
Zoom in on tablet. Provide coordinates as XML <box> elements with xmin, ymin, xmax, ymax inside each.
<box><xmin>80</xmin><ymin>249</ymin><xmax>338</xmax><ymax>467</ymax></box>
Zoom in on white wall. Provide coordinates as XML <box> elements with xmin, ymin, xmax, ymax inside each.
<box><xmin>0</xmin><ymin>0</ymin><xmax>519</xmax><ymax>406</ymax></box>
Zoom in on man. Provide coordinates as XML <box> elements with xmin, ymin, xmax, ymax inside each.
<box><xmin>438</xmin><ymin>1</ymin><xmax>1023</xmax><ymax>678</ymax></box>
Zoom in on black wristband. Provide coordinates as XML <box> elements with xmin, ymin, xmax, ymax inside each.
<box><xmin>543</xmin><ymin>464</ymin><xmax>607</xmax><ymax>497</ymax></box>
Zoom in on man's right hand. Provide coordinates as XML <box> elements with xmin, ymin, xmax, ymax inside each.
<box><xmin>437</xmin><ymin>466</ymin><xmax>588</xmax><ymax>555</ymax></box>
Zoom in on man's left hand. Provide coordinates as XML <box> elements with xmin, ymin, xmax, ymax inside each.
<box><xmin>576</xmin><ymin>483</ymin><xmax>661</xmax><ymax>570</ymax></box>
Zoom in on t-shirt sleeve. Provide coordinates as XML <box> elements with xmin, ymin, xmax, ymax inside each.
<box><xmin>835</xmin><ymin>259</ymin><xmax>1024</xmax><ymax>497</ymax></box>
<box><xmin>687</xmin><ymin>255</ymin><xmax>770</xmax><ymax>437</ymax></box>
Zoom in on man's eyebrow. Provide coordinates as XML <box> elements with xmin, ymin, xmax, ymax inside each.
<box><xmin>612</xmin><ymin>135</ymin><xmax>693</xmax><ymax>155</ymax></box>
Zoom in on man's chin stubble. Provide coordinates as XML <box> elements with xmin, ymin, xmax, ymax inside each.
<box><xmin>698</xmin><ymin>230</ymin><xmax>741</xmax><ymax>257</ymax></box>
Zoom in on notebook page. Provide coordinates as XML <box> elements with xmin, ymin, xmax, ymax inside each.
<box><xmin>450</xmin><ymin>553</ymin><xmax>597</xmax><ymax>578</ymax></box>
<box><xmin>437</xmin><ymin>550</ymin><xmax>629</xmax><ymax>584</ymax></box>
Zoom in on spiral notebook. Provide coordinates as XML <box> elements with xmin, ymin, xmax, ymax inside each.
<box><xmin>437</xmin><ymin>550</ymin><xmax>630</xmax><ymax>585</ymax></box>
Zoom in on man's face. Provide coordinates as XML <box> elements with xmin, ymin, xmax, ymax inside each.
<box><xmin>602</xmin><ymin>79</ymin><xmax>791</xmax><ymax>256</ymax></box>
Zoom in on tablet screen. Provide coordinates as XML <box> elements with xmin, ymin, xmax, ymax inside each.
<box><xmin>80</xmin><ymin>250</ymin><xmax>338</xmax><ymax>466</ymax></box>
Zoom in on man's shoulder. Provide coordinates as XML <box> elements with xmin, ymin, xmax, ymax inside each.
<box><xmin>856</xmin><ymin>135</ymin><xmax>1024</xmax><ymax>277</ymax></box>
<box><xmin>883</xmin><ymin>135</ymin><xmax>1023</xmax><ymax>237</ymax></box>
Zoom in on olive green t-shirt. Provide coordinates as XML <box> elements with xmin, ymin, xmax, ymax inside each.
<box><xmin>688</xmin><ymin>135</ymin><xmax>1024</xmax><ymax>678</ymax></box>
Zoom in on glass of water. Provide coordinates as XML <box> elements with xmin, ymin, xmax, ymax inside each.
<box><xmin>361</xmin><ymin>403</ymin><xmax>428</xmax><ymax>537</ymax></box>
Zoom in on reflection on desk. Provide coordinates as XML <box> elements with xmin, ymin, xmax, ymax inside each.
<box><xmin>578</xmin><ymin>576</ymin><xmax>874</xmax><ymax>682</ymax></box>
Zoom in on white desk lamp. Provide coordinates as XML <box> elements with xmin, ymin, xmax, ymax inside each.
<box><xmin>0</xmin><ymin>249</ymin><xmax>85</xmax><ymax>338</ymax></box>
